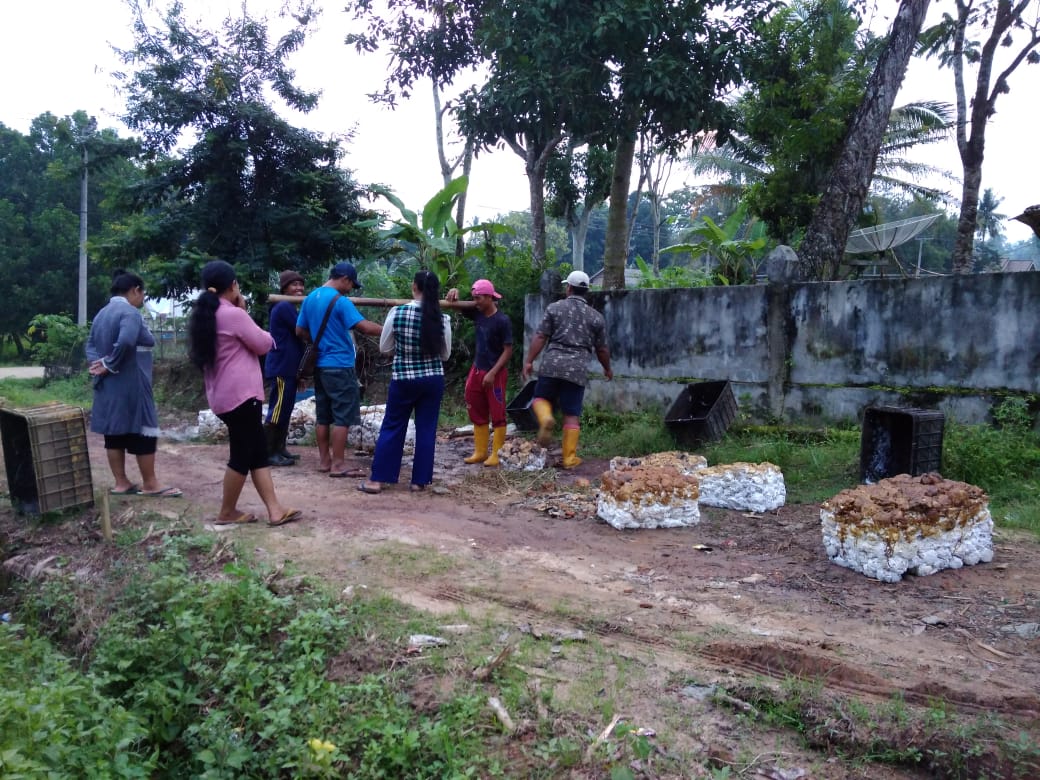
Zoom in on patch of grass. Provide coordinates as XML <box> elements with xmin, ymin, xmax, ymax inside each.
<box><xmin>367</xmin><ymin>540</ymin><xmax>461</xmax><ymax>579</ymax></box>
<box><xmin>580</xmin><ymin>406</ymin><xmax>677</xmax><ymax>457</ymax></box>
<box><xmin>942</xmin><ymin>413</ymin><xmax>1040</xmax><ymax>533</ymax></box>
<box><xmin>721</xmin><ymin>679</ymin><xmax>1040</xmax><ymax>778</ymax></box>
<box><xmin>0</xmin><ymin>375</ymin><xmax>93</xmax><ymax>408</ymax></box>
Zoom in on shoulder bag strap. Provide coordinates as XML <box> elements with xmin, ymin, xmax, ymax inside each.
<box><xmin>311</xmin><ymin>294</ymin><xmax>342</xmax><ymax>347</ymax></box>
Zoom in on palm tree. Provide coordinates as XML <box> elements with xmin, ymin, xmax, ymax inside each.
<box><xmin>975</xmin><ymin>188</ymin><xmax>1005</xmax><ymax>243</ymax></box>
<box><xmin>687</xmin><ymin>100</ymin><xmax>957</xmax><ymax>209</ymax></box>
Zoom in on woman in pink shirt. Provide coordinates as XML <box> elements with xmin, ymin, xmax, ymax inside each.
<box><xmin>187</xmin><ymin>260</ymin><xmax>301</xmax><ymax>526</ymax></box>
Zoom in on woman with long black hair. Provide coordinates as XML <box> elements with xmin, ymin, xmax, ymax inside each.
<box><xmin>358</xmin><ymin>270</ymin><xmax>452</xmax><ymax>494</ymax></box>
<box><xmin>187</xmin><ymin>260</ymin><xmax>301</xmax><ymax>526</ymax></box>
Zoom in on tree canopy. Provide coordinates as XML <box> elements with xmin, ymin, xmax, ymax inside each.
<box><xmin>0</xmin><ymin>113</ymin><xmax>134</xmax><ymax>353</ymax></box>
<box><xmin>109</xmin><ymin>0</ymin><xmax>377</xmax><ymax>298</ymax></box>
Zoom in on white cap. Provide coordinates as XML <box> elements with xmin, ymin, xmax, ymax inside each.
<box><xmin>564</xmin><ymin>270</ymin><xmax>590</xmax><ymax>288</ymax></box>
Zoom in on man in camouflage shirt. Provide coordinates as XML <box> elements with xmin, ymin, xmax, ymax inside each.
<box><xmin>522</xmin><ymin>270</ymin><xmax>613</xmax><ymax>468</ymax></box>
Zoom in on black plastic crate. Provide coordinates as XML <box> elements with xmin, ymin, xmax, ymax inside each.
<box><xmin>665</xmin><ymin>381</ymin><xmax>738</xmax><ymax>446</ymax></box>
<box><xmin>506</xmin><ymin>380</ymin><xmax>539</xmax><ymax>432</ymax></box>
<box><xmin>0</xmin><ymin>404</ymin><xmax>94</xmax><ymax>514</ymax></box>
<box><xmin>860</xmin><ymin>406</ymin><xmax>944</xmax><ymax>483</ymax></box>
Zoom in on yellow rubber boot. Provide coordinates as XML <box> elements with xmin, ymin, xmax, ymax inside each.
<box><xmin>464</xmin><ymin>424</ymin><xmax>490</xmax><ymax>464</ymax></box>
<box><xmin>484</xmin><ymin>426</ymin><xmax>507</xmax><ymax>467</ymax></box>
<box><xmin>532</xmin><ymin>398</ymin><xmax>555</xmax><ymax>447</ymax></box>
<box><xmin>561</xmin><ymin>427</ymin><xmax>583</xmax><ymax>469</ymax></box>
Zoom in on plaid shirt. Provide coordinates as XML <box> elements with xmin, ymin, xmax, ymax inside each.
<box><xmin>382</xmin><ymin>302</ymin><xmax>451</xmax><ymax>380</ymax></box>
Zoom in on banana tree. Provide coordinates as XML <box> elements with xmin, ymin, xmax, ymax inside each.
<box><xmin>661</xmin><ymin>207</ymin><xmax>768</xmax><ymax>285</ymax></box>
<box><xmin>369</xmin><ymin>176</ymin><xmax>510</xmax><ymax>290</ymax></box>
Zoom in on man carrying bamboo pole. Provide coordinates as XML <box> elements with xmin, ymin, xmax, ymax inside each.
<box><xmin>295</xmin><ymin>262</ymin><xmax>383</xmax><ymax>477</ymax></box>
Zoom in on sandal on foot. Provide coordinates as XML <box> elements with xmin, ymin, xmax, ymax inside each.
<box><xmin>213</xmin><ymin>512</ymin><xmax>257</xmax><ymax>525</ymax></box>
<box><xmin>139</xmin><ymin>487</ymin><xmax>183</xmax><ymax>498</ymax></box>
<box><xmin>330</xmin><ymin>468</ymin><xmax>367</xmax><ymax>478</ymax></box>
<box><xmin>268</xmin><ymin>509</ymin><xmax>302</xmax><ymax>527</ymax></box>
<box><xmin>109</xmin><ymin>484</ymin><xmax>139</xmax><ymax>496</ymax></box>
<box><xmin>357</xmin><ymin>481</ymin><xmax>382</xmax><ymax>495</ymax></box>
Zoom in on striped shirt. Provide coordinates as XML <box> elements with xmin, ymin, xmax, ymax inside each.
<box><xmin>379</xmin><ymin>301</ymin><xmax>452</xmax><ymax>380</ymax></box>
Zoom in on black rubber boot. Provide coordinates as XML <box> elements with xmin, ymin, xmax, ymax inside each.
<box><xmin>277</xmin><ymin>427</ymin><xmax>299</xmax><ymax>461</ymax></box>
<box><xmin>265</xmin><ymin>425</ymin><xmax>294</xmax><ymax>467</ymax></box>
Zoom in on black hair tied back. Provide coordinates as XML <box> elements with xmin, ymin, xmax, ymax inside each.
<box><xmin>415</xmin><ymin>271</ymin><xmax>444</xmax><ymax>357</ymax></box>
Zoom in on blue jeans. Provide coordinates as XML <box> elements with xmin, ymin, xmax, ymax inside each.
<box><xmin>370</xmin><ymin>375</ymin><xmax>445</xmax><ymax>486</ymax></box>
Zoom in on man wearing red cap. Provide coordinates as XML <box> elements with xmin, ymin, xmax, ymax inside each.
<box><xmin>446</xmin><ymin>279</ymin><xmax>513</xmax><ymax>466</ymax></box>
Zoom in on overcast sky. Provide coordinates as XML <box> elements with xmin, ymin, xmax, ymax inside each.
<box><xmin>1</xmin><ymin>0</ymin><xmax>1035</xmax><ymax>243</ymax></box>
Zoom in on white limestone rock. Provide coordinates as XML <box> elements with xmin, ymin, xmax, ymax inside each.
<box><xmin>597</xmin><ymin>465</ymin><xmax>700</xmax><ymax>530</ymax></box>
<box><xmin>696</xmin><ymin>462</ymin><xmax>786</xmax><ymax>513</ymax></box>
<box><xmin>821</xmin><ymin>473</ymin><xmax>994</xmax><ymax>583</ymax></box>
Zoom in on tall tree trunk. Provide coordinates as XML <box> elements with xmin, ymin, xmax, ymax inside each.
<box><xmin>947</xmin><ymin>0</ymin><xmax>1039</xmax><ymax>271</ymax></box>
<box><xmin>454</xmin><ymin>144</ymin><xmax>473</xmax><ymax>259</ymax></box>
<box><xmin>798</xmin><ymin>0</ymin><xmax>931</xmax><ymax>280</ymax></box>
<box><xmin>571</xmin><ymin>206</ymin><xmax>593</xmax><ymax>272</ymax></box>
<box><xmin>603</xmin><ymin>111</ymin><xmax>639</xmax><ymax>289</ymax></box>
<box><xmin>432</xmin><ymin>82</ymin><xmax>473</xmax><ymax>260</ymax></box>
<box><xmin>506</xmin><ymin>131</ymin><xmax>565</xmax><ymax>268</ymax></box>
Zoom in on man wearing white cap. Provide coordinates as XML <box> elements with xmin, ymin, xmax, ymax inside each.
<box><xmin>446</xmin><ymin>279</ymin><xmax>514</xmax><ymax>466</ymax></box>
<box><xmin>522</xmin><ymin>270</ymin><xmax>612</xmax><ymax>468</ymax></box>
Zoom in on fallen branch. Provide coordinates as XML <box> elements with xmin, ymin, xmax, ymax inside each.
<box><xmin>473</xmin><ymin>644</ymin><xmax>513</xmax><ymax>681</ymax></box>
<box><xmin>488</xmin><ymin>696</ymin><xmax>516</xmax><ymax>732</ymax></box>
<box><xmin>583</xmin><ymin>713</ymin><xmax>623</xmax><ymax>764</ymax></box>
<box><xmin>976</xmin><ymin>641</ymin><xmax>1013</xmax><ymax>660</ymax></box>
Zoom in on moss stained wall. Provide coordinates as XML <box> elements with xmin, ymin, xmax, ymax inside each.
<box><xmin>522</xmin><ymin>271</ymin><xmax>1040</xmax><ymax>424</ymax></box>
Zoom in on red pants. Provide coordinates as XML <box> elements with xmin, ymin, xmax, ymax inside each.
<box><xmin>465</xmin><ymin>366</ymin><xmax>508</xmax><ymax>428</ymax></box>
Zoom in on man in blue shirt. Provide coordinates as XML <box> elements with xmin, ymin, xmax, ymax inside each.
<box><xmin>296</xmin><ymin>262</ymin><xmax>383</xmax><ymax>477</ymax></box>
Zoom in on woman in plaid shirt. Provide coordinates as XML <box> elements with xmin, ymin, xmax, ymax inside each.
<box><xmin>359</xmin><ymin>271</ymin><xmax>452</xmax><ymax>494</ymax></box>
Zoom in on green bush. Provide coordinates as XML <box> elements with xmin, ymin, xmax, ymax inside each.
<box><xmin>0</xmin><ymin>624</ymin><xmax>156</xmax><ymax>778</ymax></box>
<box><xmin>13</xmin><ymin>543</ymin><xmax>499</xmax><ymax>778</ymax></box>
<box><xmin>26</xmin><ymin>314</ymin><xmax>89</xmax><ymax>368</ymax></box>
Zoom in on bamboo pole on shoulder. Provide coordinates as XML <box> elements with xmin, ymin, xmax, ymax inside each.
<box><xmin>268</xmin><ymin>294</ymin><xmax>477</xmax><ymax>310</ymax></box>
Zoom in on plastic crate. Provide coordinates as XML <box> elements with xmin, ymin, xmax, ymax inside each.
<box><xmin>860</xmin><ymin>406</ymin><xmax>945</xmax><ymax>483</ymax></box>
<box><xmin>506</xmin><ymin>380</ymin><xmax>539</xmax><ymax>432</ymax></box>
<box><xmin>0</xmin><ymin>404</ymin><xmax>94</xmax><ymax>514</ymax></box>
<box><xmin>665</xmin><ymin>381</ymin><xmax>738</xmax><ymax>446</ymax></box>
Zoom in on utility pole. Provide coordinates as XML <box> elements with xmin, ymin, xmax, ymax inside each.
<box><xmin>78</xmin><ymin>144</ymin><xmax>88</xmax><ymax>326</ymax></box>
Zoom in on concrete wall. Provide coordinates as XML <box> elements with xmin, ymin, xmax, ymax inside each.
<box><xmin>523</xmin><ymin>271</ymin><xmax>1040</xmax><ymax>425</ymax></box>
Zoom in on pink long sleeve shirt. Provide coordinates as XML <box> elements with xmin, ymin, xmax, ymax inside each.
<box><xmin>203</xmin><ymin>298</ymin><xmax>275</xmax><ymax>415</ymax></box>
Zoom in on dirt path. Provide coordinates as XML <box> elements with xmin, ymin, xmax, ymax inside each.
<box><xmin>109</xmin><ymin>433</ymin><xmax>1040</xmax><ymax>713</ymax></box>
<box><xmin>6</xmin><ymin>427</ymin><xmax>1040</xmax><ymax>774</ymax></box>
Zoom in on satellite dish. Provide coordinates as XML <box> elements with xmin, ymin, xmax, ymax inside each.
<box><xmin>845</xmin><ymin>214</ymin><xmax>940</xmax><ymax>254</ymax></box>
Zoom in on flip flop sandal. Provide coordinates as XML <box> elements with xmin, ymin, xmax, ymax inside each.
<box><xmin>139</xmin><ymin>487</ymin><xmax>183</xmax><ymax>498</ymax></box>
<box><xmin>213</xmin><ymin>513</ymin><xmax>258</xmax><ymax>525</ymax></box>
<box><xmin>109</xmin><ymin>485</ymin><xmax>139</xmax><ymax>495</ymax></box>
<box><xmin>357</xmin><ymin>481</ymin><xmax>382</xmax><ymax>495</ymax></box>
<box><xmin>330</xmin><ymin>468</ymin><xmax>367</xmax><ymax>478</ymax></box>
<box><xmin>268</xmin><ymin>509</ymin><xmax>302</xmax><ymax>527</ymax></box>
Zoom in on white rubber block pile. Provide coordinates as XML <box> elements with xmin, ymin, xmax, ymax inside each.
<box><xmin>198</xmin><ymin>400</ymin><xmax>411</xmax><ymax>453</ymax></box>
<box><xmin>695</xmin><ymin>462</ymin><xmax>786</xmax><ymax>513</ymax></box>
<box><xmin>821</xmin><ymin>472</ymin><xmax>994</xmax><ymax>582</ymax></box>
<box><xmin>597</xmin><ymin>464</ymin><xmax>701</xmax><ymax>530</ymax></box>
<box><xmin>347</xmin><ymin>404</ymin><xmax>414</xmax><ymax>453</ymax></box>
<box><xmin>605</xmin><ymin>453</ymin><xmax>785</xmax><ymax>513</ymax></box>
<box><xmin>498</xmin><ymin>439</ymin><xmax>548</xmax><ymax>471</ymax></box>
